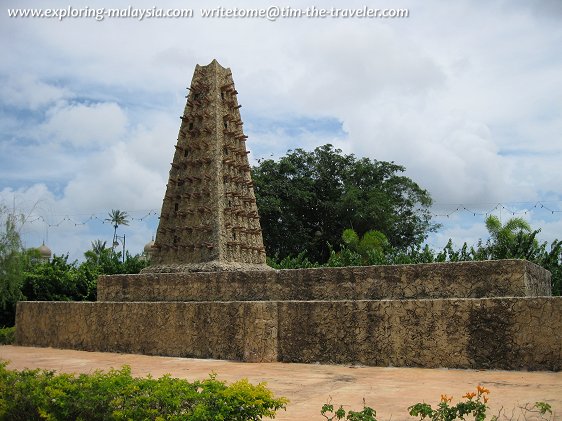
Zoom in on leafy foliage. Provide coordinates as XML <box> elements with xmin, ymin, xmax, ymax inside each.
<box><xmin>0</xmin><ymin>204</ymin><xmax>150</xmax><ymax>327</ymax></box>
<box><xmin>322</xmin><ymin>389</ymin><xmax>553</xmax><ymax>421</ymax></box>
<box><xmin>254</xmin><ymin>145</ymin><xmax>559</xmax><ymax>290</ymax></box>
<box><xmin>408</xmin><ymin>387</ymin><xmax>553</xmax><ymax>421</ymax></box>
<box><xmin>21</xmin><ymin>254</ymin><xmax>95</xmax><ymax>302</ymax></box>
<box><xmin>266</xmin><ymin>252</ymin><xmax>319</xmax><ymax>269</ymax></box>
<box><xmin>105</xmin><ymin>209</ymin><xmax>130</xmax><ymax>241</ymax></box>
<box><xmin>273</xmin><ymin>216</ymin><xmax>561</xmax><ymax>296</ymax></box>
<box><xmin>0</xmin><ymin>362</ymin><xmax>287</xmax><ymax>421</ymax></box>
<box><xmin>82</xmin><ymin>244</ymin><xmax>149</xmax><ymax>277</ymax></box>
<box><xmin>333</xmin><ymin>229</ymin><xmax>389</xmax><ymax>266</ymax></box>
<box><xmin>0</xmin><ymin>240</ymin><xmax>149</xmax><ymax>327</ymax></box>
<box><xmin>21</xmin><ymin>248</ymin><xmax>149</xmax><ymax>303</ymax></box>
<box><xmin>321</xmin><ymin>398</ymin><xmax>377</xmax><ymax>421</ymax></box>
<box><xmin>409</xmin><ymin>386</ymin><xmax>490</xmax><ymax>421</ymax></box>
<box><xmin>0</xmin><ymin>207</ymin><xmax>27</xmax><ymax>327</ymax></box>
<box><xmin>253</xmin><ymin>145</ymin><xmax>437</xmax><ymax>262</ymax></box>
<box><xmin>0</xmin><ymin>327</ymin><xmax>15</xmax><ymax>344</ymax></box>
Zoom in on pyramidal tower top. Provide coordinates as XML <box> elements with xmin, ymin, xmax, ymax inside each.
<box><xmin>144</xmin><ymin>60</ymin><xmax>271</xmax><ymax>272</ymax></box>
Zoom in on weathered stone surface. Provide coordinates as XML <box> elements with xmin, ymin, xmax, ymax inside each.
<box><xmin>99</xmin><ymin>260</ymin><xmax>551</xmax><ymax>302</ymax></box>
<box><xmin>277</xmin><ymin>297</ymin><xmax>562</xmax><ymax>371</ymax></box>
<box><xmin>15</xmin><ymin>301</ymin><xmax>278</xmax><ymax>362</ymax></box>
<box><xmin>144</xmin><ymin>59</ymin><xmax>270</xmax><ymax>273</ymax></box>
<box><xmin>15</xmin><ymin>297</ymin><xmax>562</xmax><ymax>370</ymax></box>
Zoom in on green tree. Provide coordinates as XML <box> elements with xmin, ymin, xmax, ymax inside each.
<box><xmin>326</xmin><ymin>228</ymin><xmax>435</xmax><ymax>267</ymax></box>
<box><xmin>83</xmin><ymin>245</ymin><xmax>148</xmax><ymax>277</ymax></box>
<box><xmin>0</xmin><ymin>228</ymin><xmax>150</xmax><ymax>325</ymax></box>
<box><xmin>89</xmin><ymin>240</ymin><xmax>107</xmax><ymax>264</ymax></box>
<box><xmin>0</xmin><ymin>207</ymin><xmax>26</xmax><ymax>326</ymax></box>
<box><xmin>253</xmin><ymin>145</ymin><xmax>437</xmax><ymax>262</ymax></box>
<box><xmin>21</xmin><ymin>254</ymin><xmax>93</xmax><ymax>302</ymax></box>
<box><xmin>21</xmin><ymin>246</ymin><xmax>149</xmax><ymax>305</ymax></box>
<box><xmin>485</xmin><ymin>215</ymin><xmax>535</xmax><ymax>259</ymax></box>
<box><xmin>329</xmin><ymin>228</ymin><xmax>389</xmax><ymax>266</ymax></box>
<box><xmin>540</xmin><ymin>239</ymin><xmax>562</xmax><ymax>296</ymax></box>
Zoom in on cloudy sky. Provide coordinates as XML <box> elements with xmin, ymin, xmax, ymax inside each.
<box><xmin>1</xmin><ymin>0</ymin><xmax>561</xmax><ymax>261</ymax></box>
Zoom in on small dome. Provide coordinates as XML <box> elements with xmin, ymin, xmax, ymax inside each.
<box><xmin>144</xmin><ymin>238</ymin><xmax>155</xmax><ymax>253</ymax></box>
<box><xmin>37</xmin><ymin>242</ymin><xmax>52</xmax><ymax>259</ymax></box>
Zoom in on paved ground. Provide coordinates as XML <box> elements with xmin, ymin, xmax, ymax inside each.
<box><xmin>1</xmin><ymin>346</ymin><xmax>560</xmax><ymax>420</ymax></box>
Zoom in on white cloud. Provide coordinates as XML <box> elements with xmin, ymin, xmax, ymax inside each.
<box><xmin>1</xmin><ymin>0</ymin><xmax>561</xmax><ymax>259</ymax></box>
<box><xmin>42</xmin><ymin>101</ymin><xmax>128</xmax><ymax>148</ymax></box>
<box><xmin>125</xmin><ymin>112</ymin><xmax>179</xmax><ymax>173</ymax></box>
<box><xmin>61</xmin><ymin>141</ymin><xmax>165</xmax><ymax>213</ymax></box>
<box><xmin>247</xmin><ymin>123</ymin><xmax>349</xmax><ymax>164</ymax></box>
<box><xmin>0</xmin><ymin>74</ymin><xmax>70</xmax><ymax>110</ymax></box>
<box><xmin>288</xmin><ymin>24</ymin><xmax>444</xmax><ymax>114</ymax></box>
<box><xmin>0</xmin><ymin>181</ymin><xmax>160</xmax><ymax>260</ymax></box>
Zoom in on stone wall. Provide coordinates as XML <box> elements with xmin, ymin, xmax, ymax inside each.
<box><xmin>276</xmin><ymin>297</ymin><xmax>562</xmax><ymax>371</ymax></box>
<box><xmin>16</xmin><ymin>260</ymin><xmax>559</xmax><ymax>370</ymax></box>
<box><xmin>16</xmin><ymin>297</ymin><xmax>562</xmax><ymax>370</ymax></box>
<box><xmin>15</xmin><ymin>301</ymin><xmax>278</xmax><ymax>362</ymax></box>
<box><xmin>98</xmin><ymin>260</ymin><xmax>551</xmax><ymax>302</ymax></box>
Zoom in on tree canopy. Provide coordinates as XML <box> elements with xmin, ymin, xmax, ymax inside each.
<box><xmin>252</xmin><ymin>144</ymin><xmax>437</xmax><ymax>262</ymax></box>
<box><xmin>280</xmin><ymin>217</ymin><xmax>561</xmax><ymax>296</ymax></box>
<box><xmin>0</xmin><ymin>207</ymin><xmax>26</xmax><ymax>327</ymax></box>
<box><xmin>0</xmin><ymin>235</ymin><xmax>148</xmax><ymax>327</ymax></box>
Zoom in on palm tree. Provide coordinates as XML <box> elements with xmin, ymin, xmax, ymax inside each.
<box><xmin>485</xmin><ymin>215</ymin><xmax>534</xmax><ymax>259</ymax></box>
<box><xmin>91</xmin><ymin>239</ymin><xmax>107</xmax><ymax>254</ymax></box>
<box><xmin>105</xmin><ymin>209</ymin><xmax>129</xmax><ymax>251</ymax></box>
<box><xmin>91</xmin><ymin>240</ymin><xmax>107</xmax><ymax>264</ymax></box>
<box><xmin>485</xmin><ymin>215</ymin><xmax>531</xmax><ymax>242</ymax></box>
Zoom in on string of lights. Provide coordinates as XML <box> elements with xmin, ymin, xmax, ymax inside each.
<box><xmin>429</xmin><ymin>201</ymin><xmax>562</xmax><ymax>218</ymax></box>
<box><xmin>24</xmin><ymin>210</ymin><xmax>160</xmax><ymax>229</ymax></box>
<box><xmin>14</xmin><ymin>200</ymin><xmax>562</xmax><ymax>232</ymax></box>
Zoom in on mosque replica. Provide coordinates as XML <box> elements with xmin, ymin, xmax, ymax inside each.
<box><xmin>144</xmin><ymin>60</ymin><xmax>269</xmax><ymax>273</ymax></box>
<box><xmin>16</xmin><ymin>60</ymin><xmax>561</xmax><ymax>370</ymax></box>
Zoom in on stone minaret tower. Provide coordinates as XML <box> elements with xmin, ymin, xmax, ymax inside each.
<box><xmin>144</xmin><ymin>60</ymin><xmax>270</xmax><ymax>272</ymax></box>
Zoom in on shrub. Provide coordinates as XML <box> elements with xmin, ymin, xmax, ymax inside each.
<box><xmin>408</xmin><ymin>386</ymin><xmax>490</xmax><ymax>421</ymax></box>
<box><xmin>321</xmin><ymin>398</ymin><xmax>377</xmax><ymax>421</ymax></box>
<box><xmin>0</xmin><ymin>327</ymin><xmax>15</xmax><ymax>345</ymax></box>
<box><xmin>323</xmin><ymin>387</ymin><xmax>554</xmax><ymax>421</ymax></box>
<box><xmin>0</xmin><ymin>362</ymin><xmax>287</xmax><ymax>420</ymax></box>
<box><xmin>267</xmin><ymin>251</ymin><xmax>319</xmax><ymax>269</ymax></box>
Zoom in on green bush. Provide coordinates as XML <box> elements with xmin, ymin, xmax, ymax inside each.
<box><xmin>0</xmin><ymin>327</ymin><xmax>15</xmax><ymax>344</ymax></box>
<box><xmin>267</xmin><ymin>251</ymin><xmax>319</xmax><ymax>269</ymax></box>
<box><xmin>321</xmin><ymin>398</ymin><xmax>377</xmax><ymax>420</ymax></box>
<box><xmin>0</xmin><ymin>362</ymin><xmax>287</xmax><ymax>420</ymax></box>
<box><xmin>323</xmin><ymin>387</ymin><xmax>554</xmax><ymax>421</ymax></box>
<box><xmin>270</xmin><ymin>223</ymin><xmax>561</xmax><ymax>296</ymax></box>
<box><xmin>408</xmin><ymin>386</ymin><xmax>490</xmax><ymax>421</ymax></box>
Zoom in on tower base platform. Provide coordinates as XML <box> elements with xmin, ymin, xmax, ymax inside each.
<box><xmin>15</xmin><ymin>260</ymin><xmax>562</xmax><ymax>371</ymax></box>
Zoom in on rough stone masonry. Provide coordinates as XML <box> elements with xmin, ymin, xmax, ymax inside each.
<box><xmin>15</xmin><ymin>60</ymin><xmax>562</xmax><ymax>370</ymax></box>
<box><xmin>144</xmin><ymin>59</ymin><xmax>270</xmax><ymax>273</ymax></box>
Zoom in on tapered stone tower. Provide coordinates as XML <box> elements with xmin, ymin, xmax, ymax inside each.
<box><xmin>144</xmin><ymin>60</ymin><xmax>270</xmax><ymax>272</ymax></box>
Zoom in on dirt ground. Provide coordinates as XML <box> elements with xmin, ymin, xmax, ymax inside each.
<box><xmin>1</xmin><ymin>345</ymin><xmax>560</xmax><ymax>420</ymax></box>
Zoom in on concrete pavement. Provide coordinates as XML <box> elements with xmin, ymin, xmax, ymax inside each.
<box><xmin>1</xmin><ymin>346</ymin><xmax>560</xmax><ymax>420</ymax></box>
